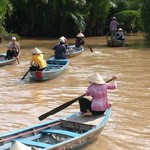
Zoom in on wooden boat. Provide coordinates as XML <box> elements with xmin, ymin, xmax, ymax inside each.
<box><xmin>0</xmin><ymin>53</ymin><xmax>16</xmax><ymax>67</ymax></box>
<box><xmin>30</xmin><ymin>57</ymin><xmax>69</xmax><ymax>81</ymax></box>
<box><xmin>107</xmin><ymin>39</ymin><xmax>124</xmax><ymax>47</ymax></box>
<box><xmin>0</xmin><ymin>108</ymin><xmax>111</xmax><ymax>150</ymax></box>
<box><xmin>67</xmin><ymin>45</ymin><xmax>84</xmax><ymax>58</ymax></box>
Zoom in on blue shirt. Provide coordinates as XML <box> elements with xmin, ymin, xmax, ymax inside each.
<box><xmin>53</xmin><ymin>44</ymin><xmax>66</xmax><ymax>59</ymax></box>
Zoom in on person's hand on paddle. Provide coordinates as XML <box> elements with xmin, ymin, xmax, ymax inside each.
<box><xmin>112</xmin><ymin>75</ymin><xmax>117</xmax><ymax>80</ymax></box>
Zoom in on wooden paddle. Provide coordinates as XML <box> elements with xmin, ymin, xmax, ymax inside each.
<box><xmin>15</xmin><ymin>57</ymin><xmax>20</xmax><ymax>64</ymax></box>
<box><xmin>21</xmin><ymin>69</ymin><xmax>30</xmax><ymax>80</ymax></box>
<box><xmin>38</xmin><ymin>77</ymin><xmax>114</xmax><ymax>121</ymax></box>
<box><xmin>105</xmin><ymin>31</ymin><xmax>111</xmax><ymax>36</ymax></box>
<box><xmin>84</xmin><ymin>37</ymin><xmax>93</xmax><ymax>52</ymax></box>
<box><xmin>13</xmin><ymin>49</ymin><xmax>20</xmax><ymax>64</ymax></box>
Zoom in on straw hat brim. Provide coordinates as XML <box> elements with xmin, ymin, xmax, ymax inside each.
<box><xmin>77</xmin><ymin>33</ymin><xmax>84</xmax><ymax>38</ymax></box>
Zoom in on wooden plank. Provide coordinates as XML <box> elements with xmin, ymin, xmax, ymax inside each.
<box><xmin>64</xmin><ymin>114</ymin><xmax>105</xmax><ymax>126</ymax></box>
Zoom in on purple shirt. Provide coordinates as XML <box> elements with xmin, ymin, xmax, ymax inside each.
<box><xmin>85</xmin><ymin>81</ymin><xmax>117</xmax><ymax>111</ymax></box>
<box><xmin>110</xmin><ymin>20</ymin><xmax>119</xmax><ymax>31</ymax></box>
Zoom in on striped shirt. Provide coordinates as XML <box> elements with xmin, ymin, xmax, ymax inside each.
<box><xmin>85</xmin><ymin>81</ymin><xmax>117</xmax><ymax>111</ymax></box>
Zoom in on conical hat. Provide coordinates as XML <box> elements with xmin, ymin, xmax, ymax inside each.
<box><xmin>10</xmin><ymin>141</ymin><xmax>31</xmax><ymax>150</ymax></box>
<box><xmin>87</xmin><ymin>72</ymin><xmax>105</xmax><ymax>84</ymax></box>
<box><xmin>112</xmin><ymin>17</ymin><xmax>117</xmax><ymax>20</ymax></box>
<box><xmin>118</xmin><ymin>28</ymin><xmax>123</xmax><ymax>31</ymax></box>
<box><xmin>59</xmin><ymin>36</ymin><xmax>66</xmax><ymax>41</ymax></box>
<box><xmin>32</xmin><ymin>47</ymin><xmax>43</xmax><ymax>54</ymax></box>
<box><xmin>11</xmin><ymin>37</ymin><xmax>16</xmax><ymax>41</ymax></box>
<box><xmin>77</xmin><ymin>32</ymin><xmax>84</xmax><ymax>37</ymax></box>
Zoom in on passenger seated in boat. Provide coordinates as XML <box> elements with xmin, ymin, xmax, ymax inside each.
<box><xmin>29</xmin><ymin>47</ymin><xmax>47</xmax><ymax>71</ymax></box>
<box><xmin>78</xmin><ymin>72</ymin><xmax>117</xmax><ymax>116</ymax></box>
<box><xmin>52</xmin><ymin>36</ymin><xmax>67</xmax><ymax>59</ymax></box>
<box><xmin>116</xmin><ymin>28</ymin><xmax>125</xmax><ymax>41</ymax></box>
<box><xmin>6</xmin><ymin>37</ymin><xmax>21</xmax><ymax>60</ymax></box>
<box><xmin>75</xmin><ymin>32</ymin><xmax>85</xmax><ymax>48</ymax></box>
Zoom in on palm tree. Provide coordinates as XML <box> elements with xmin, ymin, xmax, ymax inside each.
<box><xmin>108</xmin><ymin>0</ymin><xmax>142</xmax><ymax>33</ymax></box>
<box><xmin>85</xmin><ymin>0</ymin><xmax>111</xmax><ymax>36</ymax></box>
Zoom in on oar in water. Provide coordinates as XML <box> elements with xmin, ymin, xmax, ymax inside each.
<box><xmin>38</xmin><ymin>78</ymin><xmax>114</xmax><ymax>121</ymax></box>
<box><xmin>15</xmin><ymin>57</ymin><xmax>20</xmax><ymax>64</ymax></box>
<box><xmin>21</xmin><ymin>69</ymin><xmax>30</xmax><ymax>80</ymax></box>
<box><xmin>14</xmin><ymin>49</ymin><xmax>20</xmax><ymax>64</ymax></box>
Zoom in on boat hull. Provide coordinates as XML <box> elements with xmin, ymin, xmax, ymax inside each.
<box><xmin>107</xmin><ymin>39</ymin><xmax>124</xmax><ymax>47</ymax></box>
<box><xmin>67</xmin><ymin>45</ymin><xmax>84</xmax><ymax>58</ymax></box>
<box><xmin>0</xmin><ymin>53</ymin><xmax>16</xmax><ymax>67</ymax></box>
<box><xmin>0</xmin><ymin>109</ymin><xmax>111</xmax><ymax>150</ymax></box>
<box><xmin>30</xmin><ymin>57</ymin><xmax>69</xmax><ymax>81</ymax></box>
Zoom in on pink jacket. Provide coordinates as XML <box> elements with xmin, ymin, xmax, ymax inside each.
<box><xmin>85</xmin><ymin>81</ymin><xmax>117</xmax><ymax>111</ymax></box>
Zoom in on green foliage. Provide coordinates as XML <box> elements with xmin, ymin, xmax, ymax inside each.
<box><xmin>2</xmin><ymin>0</ymin><xmax>149</xmax><ymax>38</ymax></box>
<box><xmin>141</xmin><ymin>0</ymin><xmax>150</xmax><ymax>39</ymax></box>
<box><xmin>0</xmin><ymin>0</ymin><xmax>13</xmax><ymax>33</ymax></box>
<box><xmin>116</xmin><ymin>10</ymin><xmax>141</xmax><ymax>32</ymax></box>
<box><xmin>2</xmin><ymin>33</ymin><xmax>20</xmax><ymax>41</ymax></box>
<box><xmin>109</xmin><ymin>0</ymin><xmax>142</xmax><ymax>33</ymax></box>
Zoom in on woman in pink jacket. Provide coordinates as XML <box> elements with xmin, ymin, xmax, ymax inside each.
<box><xmin>78</xmin><ymin>72</ymin><xmax>117</xmax><ymax>116</ymax></box>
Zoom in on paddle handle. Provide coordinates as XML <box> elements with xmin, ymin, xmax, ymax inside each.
<box><xmin>38</xmin><ymin>94</ymin><xmax>85</xmax><ymax>121</ymax></box>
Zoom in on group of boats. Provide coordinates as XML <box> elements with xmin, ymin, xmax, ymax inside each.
<box><xmin>0</xmin><ymin>45</ymin><xmax>84</xmax><ymax>81</ymax></box>
<box><xmin>0</xmin><ymin>41</ymin><xmax>115</xmax><ymax>150</ymax></box>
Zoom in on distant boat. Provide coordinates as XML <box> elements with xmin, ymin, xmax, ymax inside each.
<box><xmin>107</xmin><ymin>39</ymin><xmax>124</xmax><ymax>47</ymax></box>
<box><xmin>0</xmin><ymin>108</ymin><xmax>111</xmax><ymax>150</ymax></box>
<box><xmin>106</xmin><ymin>34</ymin><xmax>125</xmax><ymax>47</ymax></box>
<box><xmin>0</xmin><ymin>53</ymin><xmax>17</xmax><ymax>67</ymax></box>
<box><xmin>30</xmin><ymin>57</ymin><xmax>69</xmax><ymax>81</ymax></box>
<box><xmin>67</xmin><ymin>45</ymin><xmax>84</xmax><ymax>58</ymax></box>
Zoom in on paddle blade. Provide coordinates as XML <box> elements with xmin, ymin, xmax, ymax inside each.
<box><xmin>38</xmin><ymin>94</ymin><xmax>85</xmax><ymax>121</ymax></box>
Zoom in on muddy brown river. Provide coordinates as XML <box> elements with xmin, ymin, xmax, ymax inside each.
<box><xmin>0</xmin><ymin>33</ymin><xmax>149</xmax><ymax>150</ymax></box>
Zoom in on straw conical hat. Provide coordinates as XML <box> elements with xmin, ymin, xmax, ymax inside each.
<box><xmin>11</xmin><ymin>37</ymin><xmax>16</xmax><ymax>41</ymax></box>
<box><xmin>87</xmin><ymin>72</ymin><xmax>105</xmax><ymax>84</ymax></box>
<box><xmin>10</xmin><ymin>141</ymin><xmax>31</xmax><ymax>150</ymax></box>
<box><xmin>32</xmin><ymin>47</ymin><xmax>43</xmax><ymax>54</ymax></box>
<box><xmin>77</xmin><ymin>32</ymin><xmax>84</xmax><ymax>37</ymax></box>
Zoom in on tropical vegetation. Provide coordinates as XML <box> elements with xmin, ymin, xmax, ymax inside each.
<box><xmin>0</xmin><ymin>0</ymin><xmax>150</xmax><ymax>39</ymax></box>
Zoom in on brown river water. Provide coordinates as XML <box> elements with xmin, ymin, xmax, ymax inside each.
<box><xmin>0</xmin><ymin>33</ymin><xmax>149</xmax><ymax>150</ymax></box>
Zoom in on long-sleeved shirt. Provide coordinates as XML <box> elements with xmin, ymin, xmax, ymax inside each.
<box><xmin>110</xmin><ymin>20</ymin><xmax>119</xmax><ymax>31</ymax></box>
<box><xmin>85</xmin><ymin>81</ymin><xmax>117</xmax><ymax>111</ymax></box>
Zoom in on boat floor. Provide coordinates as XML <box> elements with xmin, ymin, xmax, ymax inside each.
<box><xmin>63</xmin><ymin>113</ymin><xmax>105</xmax><ymax>126</ymax></box>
